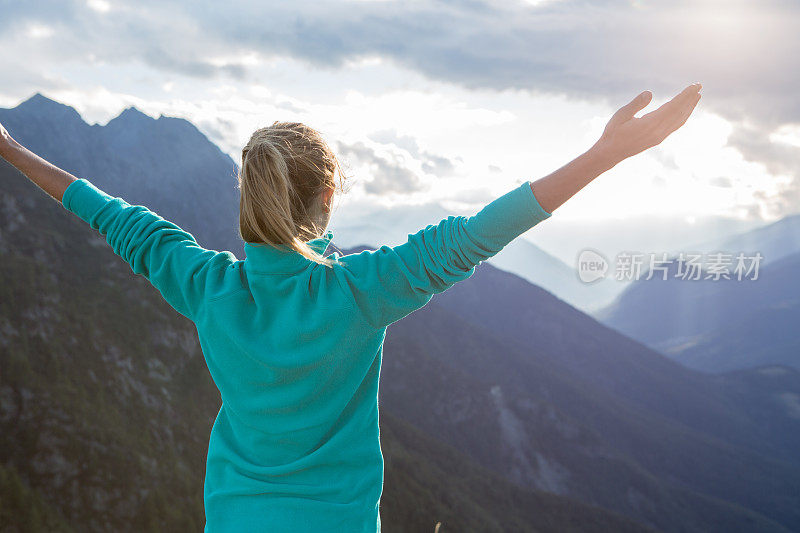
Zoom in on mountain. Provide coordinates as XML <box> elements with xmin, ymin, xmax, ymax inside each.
<box><xmin>597</xmin><ymin>260</ymin><xmax>749</xmax><ymax>350</ymax></box>
<box><xmin>378</xmin><ymin>415</ymin><xmax>651</xmax><ymax>533</ymax></box>
<box><xmin>664</xmin><ymin>251</ymin><xmax>800</xmax><ymax>372</ymax></box>
<box><xmin>0</xmin><ymin>93</ymin><xmax>241</xmax><ymax>257</ymax></box>
<box><xmin>598</xmin><ymin>252</ymin><xmax>800</xmax><ymax>372</ymax></box>
<box><xmin>487</xmin><ymin>237</ymin><xmax>620</xmax><ymax>312</ymax></box>
<box><xmin>593</xmin><ymin>215</ymin><xmax>800</xmax><ymax>373</ymax></box>
<box><xmin>371</xmin><ymin>250</ymin><xmax>800</xmax><ymax>531</ymax></box>
<box><xmin>696</xmin><ymin>214</ymin><xmax>800</xmax><ymax>267</ymax></box>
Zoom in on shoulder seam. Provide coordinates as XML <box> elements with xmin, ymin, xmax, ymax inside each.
<box><xmin>203</xmin><ymin>259</ymin><xmax>250</xmax><ymax>305</ymax></box>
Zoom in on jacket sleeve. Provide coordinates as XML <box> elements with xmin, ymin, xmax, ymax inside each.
<box><xmin>334</xmin><ymin>181</ymin><xmax>552</xmax><ymax>329</ymax></box>
<box><xmin>61</xmin><ymin>178</ymin><xmax>231</xmax><ymax>321</ymax></box>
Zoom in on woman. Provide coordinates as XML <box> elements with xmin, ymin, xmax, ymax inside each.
<box><xmin>0</xmin><ymin>83</ymin><xmax>701</xmax><ymax>532</ymax></box>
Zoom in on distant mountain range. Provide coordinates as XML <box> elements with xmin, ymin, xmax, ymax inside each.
<box><xmin>2</xmin><ymin>94</ymin><xmax>800</xmax><ymax>532</ymax></box>
<box><xmin>696</xmin><ymin>214</ymin><xmax>800</xmax><ymax>267</ymax></box>
<box><xmin>598</xmin><ymin>218</ymin><xmax>800</xmax><ymax>372</ymax></box>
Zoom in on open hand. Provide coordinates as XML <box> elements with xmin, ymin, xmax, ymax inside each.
<box><xmin>593</xmin><ymin>83</ymin><xmax>702</xmax><ymax>165</ymax></box>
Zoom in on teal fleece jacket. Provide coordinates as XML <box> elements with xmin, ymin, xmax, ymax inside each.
<box><xmin>61</xmin><ymin>178</ymin><xmax>551</xmax><ymax>532</ymax></box>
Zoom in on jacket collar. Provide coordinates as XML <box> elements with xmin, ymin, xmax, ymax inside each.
<box><xmin>243</xmin><ymin>230</ymin><xmax>336</xmax><ymax>273</ymax></box>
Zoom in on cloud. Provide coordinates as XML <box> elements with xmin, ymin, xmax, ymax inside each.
<box><xmin>141</xmin><ymin>49</ymin><xmax>248</xmax><ymax>80</ymax></box>
<box><xmin>709</xmin><ymin>176</ymin><xmax>733</xmax><ymax>188</ymax></box>
<box><xmin>728</xmin><ymin>123</ymin><xmax>799</xmax><ymax>179</ymax></box>
<box><xmin>4</xmin><ymin>1</ymin><xmax>797</xmax><ymax>123</ymax></box>
<box><xmin>204</xmin><ymin>1</ymin><xmax>800</xmax><ymax>129</ymax></box>
<box><xmin>335</xmin><ymin>140</ymin><xmax>425</xmax><ymax>195</ymax></box>
<box><xmin>368</xmin><ymin>129</ymin><xmax>458</xmax><ymax>177</ymax></box>
<box><xmin>0</xmin><ymin>1</ymin><xmax>252</xmax><ymax>81</ymax></box>
<box><xmin>726</xmin><ymin>121</ymin><xmax>800</xmax><ymax>215</ymax></box>
<box><xmin>197</xmin><ymin>116</ymin><xmax>239</xmax><ymax>152</ymax></box>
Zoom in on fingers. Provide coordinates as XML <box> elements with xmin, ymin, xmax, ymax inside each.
<box><xmin>611</xmin><ymin>90</ymin><xmax>653</xmax><ymax>124</ymax></box>
<box><xmin>658</xmin><ymin>90</ymin><xmax>702</xmax><ymax>137</ymax></box>
<box><xmin>642</xmin><ymin>83</ymin><xmax>701</xmax><ymax>125</ymax></box>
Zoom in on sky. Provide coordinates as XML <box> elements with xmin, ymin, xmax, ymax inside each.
<box><xmin>1</xmin><ymin>0</ymin><xmax>798</xmax><ymax>265</ymax></box>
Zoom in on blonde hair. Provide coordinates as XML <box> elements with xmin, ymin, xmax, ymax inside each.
<box><xmin>237</xmin><ymin>121</ymin><xmax>349</xmax><ymax>268</ymax></box>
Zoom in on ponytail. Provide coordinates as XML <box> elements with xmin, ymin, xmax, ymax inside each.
<box><xmin>238</xmin><ymin>123</ymin><xmax>345</xmax><ymax>268</ymax></box>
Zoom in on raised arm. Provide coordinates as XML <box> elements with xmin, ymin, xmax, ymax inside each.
<box><xmin>335</xmin><ymin>83</ymin><xmax>703</xmax><ymax>329</ymax></box>
<box><xmin>335</xmin><ymin>181</ymin><xmax>551</xmax><ymax>329</ymax></box>
<box><xmin>0</xmin><ymin>122</ymin><xmax>77</xmax><ymax>201</ymax></box>
<box><xmin>531</xmin><ymin>83</ymin><xmax>702</xmax><ymax>213</ymax></box>
<box><xmin>0</xmin><ymin>123</ymin><xmax>231</xmax><ymax>322</ymax></box>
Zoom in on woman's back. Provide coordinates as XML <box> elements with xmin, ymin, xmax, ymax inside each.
<box><xmin>194</xmin><ymin>179</ymin><xmax>550</xmax><ymax>532</ymax></box>
<box><xmin>199</xmin><ymin>234</ymin><xmax>386</xmax><ymax>532</ymax></box>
